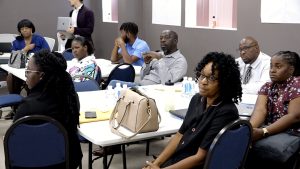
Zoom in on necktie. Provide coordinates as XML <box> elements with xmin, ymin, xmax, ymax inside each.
<box><xmin>243</xmin><ymin>66</ymin><xmax>252</xmax><ymax>84</ymax></box>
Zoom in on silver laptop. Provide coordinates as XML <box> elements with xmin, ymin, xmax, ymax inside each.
<box><xmin>57</xmin><ymin>17</ymin><xmax>73</xmax><ymax>38</ymax></box>
<box><xmin>57</xmin><ymin>17</ymin><xmax>71</xmax><ymax>31</ymax></box>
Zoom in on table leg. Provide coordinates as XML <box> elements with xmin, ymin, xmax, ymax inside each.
<box><xmin>103</xmin><ymin>147</ymin><xmax>108</xmax><ymax>169</ymax></box>
<box><xmin>88</xmin><ymin>142</ymin><xmax>92</xmax><ymax>169</ymax></box>
<box><xmin>122</xmin><ymin>144</ymin><xmax>127</xmax><ymax>169</ymax></box>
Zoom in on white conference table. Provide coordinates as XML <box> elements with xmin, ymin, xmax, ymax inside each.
<box><xmin>0</xmin><ymin>58</ymin><xmax>141</xmax><ymax>81</ymax></box>
<box><xmin>77</xmin><ymin>84</ymin><xmax>191</xmax><ymax>169</ymax></box>
<box><xmin>77</xmin><ymin>84</ymin><xmax>258</xmax><ymax>169</ymax></box>
<box><xmin>0</xmin><ymin>53</ymin><xmax>10</xmax><ymax>59</ymax></box>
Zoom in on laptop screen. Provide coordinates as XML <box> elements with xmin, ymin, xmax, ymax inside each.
<box><xmin>169</xmin><ymin>109</ymin><xmax>188</xmax><ymax>119</ymax></box>
<box><xmin>0</xmin><ymin>42</ymin><xmax>12</xmax><ymax>53</ymax></box>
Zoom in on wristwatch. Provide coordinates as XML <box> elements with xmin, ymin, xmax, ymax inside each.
<box><xmin>262</xmin><ymin>127</ymin><xmax>269</xmax><ymax>137</ymax></box>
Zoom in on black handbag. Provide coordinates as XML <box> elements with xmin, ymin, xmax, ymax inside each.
<box><xmin>252</xmin><ymin>132</ymin><xmax>300</xmax><ymax>163</ymax></box>
<box><xmin>8</xmin><ymin>51</ymin><xmax>26</xmax><ymax>69</ymax></box>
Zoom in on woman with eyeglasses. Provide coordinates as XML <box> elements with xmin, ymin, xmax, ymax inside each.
<box><xmin>14</xmin><ymin>49</ymin><xmax>82</xmax><ymax>169</ymax></box>
<box><xmin>143</xmin><ymin>52</ymin><xmax>242</xmax><ymax>169</ymax></box>
<box><xmin>246</xmin><ymin>51</ymin><xmax>300</xmax><ymax>169</ymax></box>
<box><xmin>5</xmin><ymin>19</ymin><xmax>50</xmax><ymax>120</ymax></box>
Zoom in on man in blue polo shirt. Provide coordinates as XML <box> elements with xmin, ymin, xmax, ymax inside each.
<box><xmin>110</xmin><ymin>22</ymin><xmax>150</xmax><ymax>66</ymax></box>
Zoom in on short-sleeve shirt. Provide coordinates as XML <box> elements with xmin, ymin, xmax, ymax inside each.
<box><xmin>68</xmin><ymin>55</ymin><xmax>100</xmax><ymax>82</ymax></box>
<box><xmin>118</xmin><ymin>37</ymin><xmax>150</xmax><ymax>66</ymax></box>
<box><xmin>165</xmin><ymin>94</ymin><xmax>239</xmax><ymax>167</ymax></box>
<box><xmin>12</xmin><ymin>34</ymin><xmax>50</xmax><ymax>53</ymax></box>
<box><xmin>258</xmin><ymin>76</ymin><xmax>300</xmax><ymax>125</ymax></box>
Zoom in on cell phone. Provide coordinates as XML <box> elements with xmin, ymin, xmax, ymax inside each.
<box><xmin>85</xmin><ymin>111</ymin><xmax>97</xmax><ymax>118</ymax></box>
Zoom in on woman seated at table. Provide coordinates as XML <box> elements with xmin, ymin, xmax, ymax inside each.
<box><xmin>67</xmin><ymin>36</ymin><xmax>100</xmax><ymax>82</ymax></box>
<box><xmin>246</xmin><ymin>51</ymin><xmax>300</xmax><ymax>169</ymax></box>
<box><xmin>13</xmin><ymin>49</ymin><xmax>82</xmax><ymax>169</ymax></box>
<box><xmin>5</xmin><ymin>19</ymin><xmax>50</xmax><ymax>120</ymax></box>
<box><xmin>143</xmin><ymin>52</ymin><xmax>242</xmax><ymax>169</ymax></box>
<box><xmin>12</xmin><ymin>19</ymin><xmax>50</xmax><ymax>53</ymax></box>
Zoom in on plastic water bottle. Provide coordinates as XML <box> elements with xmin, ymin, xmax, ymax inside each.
<box><xmin>182</xmin><ymin>76</ymin><xmax>188</xmax><ymax>96</ymax></box>
<box><xmin>122</xmin><ymin>84</ymin><xmax>128</xmax><ymax>91</ymax></box>
<box><xmin>114</xmin><ymin>82</ymin><xmax>122</xmax><ymax>99</ymax></box>
<box><xmin>105</xmin><ymin>85</ymin><xmax>117</xmax><ymax>109</ymax></box>
<box><xmin>187</xmin><ymin>77</ymin><xmax>194</xmax><ymax>96</ymax></box>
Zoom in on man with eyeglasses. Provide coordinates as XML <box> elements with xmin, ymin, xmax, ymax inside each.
<box><xmin>236</xmin><ymin>36</ymin><xmax>271</xmax><ymax>94</ymax></box>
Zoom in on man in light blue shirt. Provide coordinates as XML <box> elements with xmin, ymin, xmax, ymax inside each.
<box><xmin>110</xmin><ymin>22</ymin><xmax>150</xmax><ymax>66</ymax></box>
<box><xmin>108</xmin><ymin>30</ymin><xmax>188</xmax><ymax>88</ymax></box>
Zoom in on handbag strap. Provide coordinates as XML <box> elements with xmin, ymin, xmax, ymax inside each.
<box><xmin>109</xmin><ymin>96</ymin><xmax>131</xmax><ymax>130</ymax></box>
<box><xmin>131</xmin><ymin>87</ymin><xmax>161</xmax><ymax>123</ymax></box>
<box><xmin>9</xmin><ymin>51</ymin><xmax>19</xmax><ymax>64</ymax></box>
<box><xmin>109</xmin><ymin>97</ymin><xmax>153</xmax><ymax>139</ymax></box>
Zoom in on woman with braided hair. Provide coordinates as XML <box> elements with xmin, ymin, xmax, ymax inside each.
<box><xmin>13</xmin><ymin>49</ymin><xmax>82</xmax><ymax>169</ymax></box>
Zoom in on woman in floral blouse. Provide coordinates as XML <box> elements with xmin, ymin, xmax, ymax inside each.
<box><xmin>67</xmin><ymin>36</ymin><xmax>100</xmax><ymax>82</ymax></box>
<box><xmin>247</xmin><ymin>51</ymin><xmax>300</xmax><ymax>169</ymax></box>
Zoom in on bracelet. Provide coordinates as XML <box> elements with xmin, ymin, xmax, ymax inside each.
<box><xmin>262</xmin><ymin>127</ymin><xmax>269</xmax><ymax>137</ymax></box>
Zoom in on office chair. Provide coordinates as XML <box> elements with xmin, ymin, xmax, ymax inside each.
<box><xmin>73</xmin><ymin>74</ymin><xmax>101</xmax><ymax>92</ymax></box>
<box><xmin>0</xmin><ymin>94</ymin><xmax>23</xmax><ymax>119</ymax></box>
<box><xmin>62</xmin><ymin>48</ymin><xmax>74</xmax><ymax>61</ymax></box>
<box><xmin>102</xmin><ymin>63</ymin><xmax>135</xmax><ymax>89</ymax></box>
<box><xmin>4</xmin><ymin>115</ymin><xmax>69</xmax><ymax>169</ymax></box>
<box><xmin>72</xmin><ymin>74</ymin><xmax>101</xmax><ymax>169</ymax></box>
<box><xmin>44</xmin><ymin>37</ymin><xmax>55</xmax><ymax>51</ymax></box>
<box><xmin>203</xmin><ymin>119</ymin><xmax>252</xmax><ymax>169</ymax></box>
<box><xmin>0</xmin><ymin>33</ymin><xmax>18</xmax><ymax>43</ymax></box>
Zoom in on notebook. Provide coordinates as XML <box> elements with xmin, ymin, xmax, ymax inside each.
<box><xmin>169</xmin><ymin>108</ymin><xmax>188</xmax><ymax>119</ymax></box>
<box><xmin>0</xmin><ymin>42</ymin><xmax>12</xmax><ymax>53</ymax></box>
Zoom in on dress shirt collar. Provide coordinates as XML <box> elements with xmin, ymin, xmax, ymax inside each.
<box><xmin>129</xmin><ymin>37</ymin><xmax>140</xmax><ymax>49</ymax></box>
<box><xmin>74</xmin><ymin>4</ymin><xmax>83</xmax><ymax>11</ymax></box>
<box><xmin>201</xmin><ymin>96</ymin><xmax>223</xmax><ymax>107</ymax></box>
<box><xmin>248</xmin><ymin>51</ymin><xmax>263</xmax><ymax>69</ymax></box>
<box><xmin>164</xmin><ymin>50</ymin><xmax>181</xmax><ymax>58</ymax></box>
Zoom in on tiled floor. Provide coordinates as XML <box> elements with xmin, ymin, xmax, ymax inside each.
<box><xmin>0</xmin><ymin>86</ymin><xmax>171</xmax><ymax>169</ymax></box>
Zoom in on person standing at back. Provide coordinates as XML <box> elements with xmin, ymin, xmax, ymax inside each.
<box><xmin>110</xmin><ymin>22</ymin><xmax>150</xmax><ymax>66</ymax></box>
<box><xmin>236</xmin><ymin>36</ymin><xmax>271</xmax><ymax>94</ymax></box>
<box><xmin>59</xmin><ymin>0</ymin><xmax>94</xmax><ymax>49</ymax></box>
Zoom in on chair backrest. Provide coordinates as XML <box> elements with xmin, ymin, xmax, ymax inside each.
<box><xmin>0</xmin><ymin>33</ymin><xmax>17</xmax><ymax>43</ymax></box>
<box><xmin>73</xmin><ymin>74</ymin><xmax>101</xmax><ymax>92</ymax></box>
<box><xmin>62</xmin><ymin>48</ymin><xmax>74</xmax><ymax>61</ymax></box>
<box><xmin>4</xmin><ymin>115</ymin><xmax>69</xmax><ymax>169</ymax></box>
<box><xmin>44</xmin><ymin>37</ymin><xmax>55</xmax><ymax>51</ymax></box>
<box><xmin>103</xmin><ymin>63</ymin><xmax>135</xmax><ymax>89</ymax></box>
<box><xmin>203</xmin><ymin>119</ymin><xmax>252</xmax><ymax>169</ymax></box>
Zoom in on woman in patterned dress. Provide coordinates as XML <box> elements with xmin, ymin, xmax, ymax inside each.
<box><xmin>247</xmin><ymin>51</ymin><xmax>300</xmax><ymax>169</ymax></box>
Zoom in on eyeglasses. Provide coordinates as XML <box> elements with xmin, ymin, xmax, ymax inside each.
<box><xmin>196</xmin><ymin>74</ymin><xmax>218</xmax><ymax>83</ymax></box>
<box><xmin>237</xmin><ymin>44</ymin><xmax>257</xmax><ymax>52</ymax></box>
<box><xmin>25</xmin><ymin>69</ymin><xmax>42</xmax><ymax>75</ymax></box>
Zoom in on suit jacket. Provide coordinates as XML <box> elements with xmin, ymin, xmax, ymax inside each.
<box><xmin>69</xmin><ymin>5</ymin><xmax>94</xmax><ymax>41</ymax></box>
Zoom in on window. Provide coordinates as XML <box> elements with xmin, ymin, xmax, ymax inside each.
<box><xmin>152</xmin><ymin>0</ymin><xmax>181</xmax><ymax>26</ymax></box>
<box><xmin>102</xmin><ymin>0</ymin><xmax>118</xmax><ymax>23</ymax></box>
<box><xmin>185</xmin><ymin>0</ymin><xmax>237</xmax><ymax>30</ymax></box>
